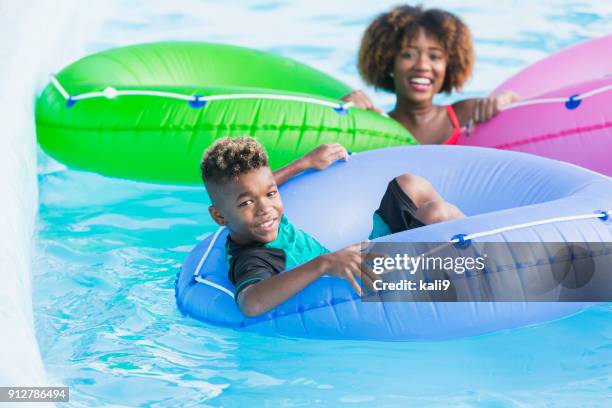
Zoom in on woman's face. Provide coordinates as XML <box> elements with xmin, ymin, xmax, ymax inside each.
<box><xmin>392</xmin><ymin>27</ymin><xmax>448</xmax><ymax>104</ymax></box>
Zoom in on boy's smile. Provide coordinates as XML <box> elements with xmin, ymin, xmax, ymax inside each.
<box><xmin>209</xmin><ymin>166</ymin><xmax>283</xmax><ymax>245</ymax></box>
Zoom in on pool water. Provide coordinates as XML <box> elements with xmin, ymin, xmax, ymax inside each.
<box><xmin>34</xmin><ymin>1</ymin><xmax>612</xmax><ymax>406</ymax></box>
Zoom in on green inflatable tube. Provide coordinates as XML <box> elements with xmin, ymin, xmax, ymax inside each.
<box><xmin>36</xmin><ymin>42</ymin><xmax>416</xmax><ymax>185</ymax></box>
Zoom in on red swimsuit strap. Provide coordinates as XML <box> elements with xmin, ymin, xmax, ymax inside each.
<box><xmin>443</xmin><ymin>105</ymin><xmax>461</xmax><ymax>145</ymax></box>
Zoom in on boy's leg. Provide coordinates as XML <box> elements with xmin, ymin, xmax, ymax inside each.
<box><xmin>373</xmin><ymin>173</ymin><xmax>464</xmax><ymax>237</ymax></box>
<box><xmin>415</xmin><ymin>200</ymin><xmax>464</xmax><ymax>225</ymax></box>
<box><xmin>374</xmin><ymin>175</ymin><xmax>426</xmax><ymax>234</ymax></box>
<box><xmin>394</xmin><ymin>173</ymin><xmax>442</xmax><ymax>207</ymax></box>
<box><xmin>394</xmin><ymin>173</ymin><xmax>464</xmax><ymax>225</ymax></box>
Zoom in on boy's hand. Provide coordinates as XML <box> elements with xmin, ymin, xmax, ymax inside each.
<box><xmin>472</xmin><ymin>91</ymin><xmax>521</xmax><ymax>123</ymax></box>
<box><xmin>303</xmin><ymin>143</ymin><xmax>349</xmax><ymax>170</ymax></box>
<box><xmin>273</xmin><ymin>143</ymin><xmax>348</xmax><ymax>185</ymax></box>
<box><xmin>319</xmin><ymin>243</ymin><xmax>379</xmax><ymax>296</ymax></box>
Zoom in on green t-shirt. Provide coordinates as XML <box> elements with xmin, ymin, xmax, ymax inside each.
<box><xmin>226</xmin><ymin>215</ymin><xmax>329</xmax><ymax>296</ymax></box>
<box><xmin>369</xmin><ymin>212</ymin><xmax>392</xmax><ymax>240</ymax></box>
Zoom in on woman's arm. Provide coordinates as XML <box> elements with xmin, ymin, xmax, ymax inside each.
<box><xmin>453</xmin><ymin>90</ymin><xmax>521</xmax><ymax>126</ymax></box>
<box><xmin>341</xmin><ymin>90</ymin><xmax>384</xmax><ymax>113</ymax></box>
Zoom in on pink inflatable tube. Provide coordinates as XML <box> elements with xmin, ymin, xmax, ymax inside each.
<box><xmin>458</xmin><ymin>35</ymin><xmax>612</xmax><ymax>177</ymax></box>
<box><xmin>493</xmin><ymin>34</ymin><xmax>612</xmax><ymax>98</ymax></box>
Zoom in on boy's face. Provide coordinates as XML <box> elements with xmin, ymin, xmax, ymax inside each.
<box><xmin>208</xmin><ymin>166</ymin><xmax>283</xmax><ymax>245</ymax></box>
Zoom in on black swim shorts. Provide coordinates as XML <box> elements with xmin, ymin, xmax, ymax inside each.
<box><xmin>374</xmin><ymin>178</ymin><xmax>425</xmax><ymax>233</ymax></box>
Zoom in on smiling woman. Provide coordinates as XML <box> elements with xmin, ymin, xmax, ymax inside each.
<box><xmin>345</xmin><ymin>4</ymin><xmax>519</xmax><ymax>144</ymax></box>
<box><xmin>386</xmin><ymin>26</ymin><xmax>464</xmax><ymax>144</ymax></box>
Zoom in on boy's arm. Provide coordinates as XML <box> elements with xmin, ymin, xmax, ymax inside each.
<box><xmin>237</xmin><ymin>256</ymin><xmax>328</xmax><ymax>317</ymax></box>
<box><xmin>237</xmin><ymin>243</ymin><xmax>376</xmax><ymax>317</ymax></box>
<box><xmin>272</xmin><ymin>143</ymin><xmax>349</xmax><ymax>186</ymax></box>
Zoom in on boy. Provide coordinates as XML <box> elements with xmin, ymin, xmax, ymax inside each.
<box><xmin>200</xmin><ymin>137</ymin><xmax>462</xmax><ymax>316</ymax></box>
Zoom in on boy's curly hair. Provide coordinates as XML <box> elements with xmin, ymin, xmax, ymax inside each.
<box><xmin>358</xmin><ymin>5</ymin><xmax>474</xmax><ymax>94</ymax></box>
<box><xmin>200</xmin><ymin>137</ymin><xmax>269</xmax><ymax>185</ymax></box>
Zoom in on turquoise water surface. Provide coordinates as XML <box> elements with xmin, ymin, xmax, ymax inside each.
<box><xmin>34</xmin><ymin>1</ymin><xmax>612</xmax><ymax>406</ymax></box>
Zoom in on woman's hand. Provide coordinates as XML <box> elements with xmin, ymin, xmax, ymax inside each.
<box><xmin>472</xmin><ymin>90</ymin><xmax>521</xmax><ymax>123</ymax></box>
<box><xmin>302</xmin><ymin>143</ymin><xmax>349</xmax><ymax>170</ymax></box>
<box><xmin>341</xmin><ymin>90</ymin><xmax>384</xmax><ymax>113</ymax></box>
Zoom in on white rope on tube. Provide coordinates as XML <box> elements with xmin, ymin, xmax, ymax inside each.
<box><xmin>49</xmin><ymin>75</ymin><xmax>353</xmax><ymax>112</ymax></box>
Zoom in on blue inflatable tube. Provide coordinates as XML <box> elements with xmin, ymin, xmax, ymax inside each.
<box><xmin>175</xmin><ymin>146</ymin><xmax>612</xmax><ymax>340</ymax></box>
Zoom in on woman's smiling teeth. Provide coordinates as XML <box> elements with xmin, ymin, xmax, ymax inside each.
<box><xmin>408</xmin><ymin>76</ymin><xmax>433</xmax><ymax>92</ymax></box>
<box><xmin>409</xmin><ymin>77</ymin><xmax>432</xmax><ymax>85</ymax></box>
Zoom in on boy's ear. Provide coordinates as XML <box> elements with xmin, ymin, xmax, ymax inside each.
<box><xmin>208</xmin><ymin>205</ymin><xmax>227</xmax><ymax>226</ymax></box>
